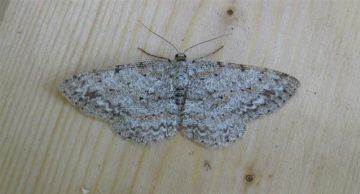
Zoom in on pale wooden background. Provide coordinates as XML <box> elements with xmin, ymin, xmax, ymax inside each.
<box><xmin>1</xmin><ymin>0</ymin><xmax>360</xmax><ymax>194</ymax></box>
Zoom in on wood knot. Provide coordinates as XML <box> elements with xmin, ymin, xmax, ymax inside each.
<box><xmin>227</xmin><ymin>9</ymin><xmax>234</xmax><ymax>16</ymax></box>
<box><xmin>245</xmin><ymin>174</ymin><xmax>255</xmax><ymax>182</ymax></box>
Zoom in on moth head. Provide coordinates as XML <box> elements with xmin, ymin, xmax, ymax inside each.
<box><xmin>175</xmin><ymin>53</ymin><xmax>187</xmax><ymax>61</ymax></box>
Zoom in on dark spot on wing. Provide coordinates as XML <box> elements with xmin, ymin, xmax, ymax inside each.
<box><xmin>279</xmin><ymin>73</ymin><xmax>289</xmax><ymax>79</ymax></box>
<box><xmin>240</xmin><ymin>65</ymin><xmax>246</xmax><ymax>72</ymax></box>
<box><xmin>136</xmin><ymin>62</ymin><xmax>146</xmax><ymax>68</ymax></box>
<box><xmin>262</xmin><ymin>89</ymin><xmax>276</xmax><ymax>97</ymax></box>
<box><xmin>72</xmin><ymin>75</ymin><xmax>80</xmax><ymax>80</ymax></box>
<box><xmin>115</xmin><ymin>67</ymin><xmax>121</xmax><ymax>73</ymax></box>
<box><xmin>217</xmin><ymin>61</ymin><xmax>225</xmax><ymax>67</ymax></box>
<box><xmin>85</xmin><ymin>91</ymin><xmax>100</xmax><ymax>99</ymax></box>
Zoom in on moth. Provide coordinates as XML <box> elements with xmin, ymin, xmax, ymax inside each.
<box><xmin>59</xmin><ymin>24</ymin><xmax>300</xmax><ymax>148</ymax></box>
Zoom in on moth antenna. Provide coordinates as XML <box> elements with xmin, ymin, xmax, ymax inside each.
<box><xmin>183</xmin><ymin>33</ymin><xmax>231</xmax><ymax>54</ymax></box>
<box><xmin>138</xmin><ymin>21</ymin><xmax>179</xmax><ymax>53</ymax></box>
<box><xmin>192</xmin><ymin>45</ymin><xmax>224</xmax><ymax>62</ymax></box>
<box><xmin>137</xmin><ymin>48</ymin><xmax>171</xmax><ymax>62</ymax></box>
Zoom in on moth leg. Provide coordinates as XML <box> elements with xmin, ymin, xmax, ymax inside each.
<box><xmin>137</xmin><ymin>48</ymin><xmax>171</xmax><ymax>62</ymax></box>
<box><xmin>192</xmin><ymin>45</ymin><xmax>224</xmax><ymax>62</ymax></box>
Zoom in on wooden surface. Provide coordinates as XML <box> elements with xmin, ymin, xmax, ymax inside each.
<box><xmin>1</xmin><ymin>0</ymin><xmax>360</xmax><ymax>194</ymax></box>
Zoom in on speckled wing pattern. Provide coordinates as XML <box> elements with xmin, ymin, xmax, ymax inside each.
<box><xmin>181</xmin><ymin>61</ymin><xmax>300</xmax><ymax>147</ymax></box>
<box><xmin>59</xmin><ymin>60</ymin><xmax>299</xmax><ymax>147</ymax></box>
<box><xmin>59</xmin><ymin>61</ymin><xmax>179</xmax><ymax>143</ymax></box>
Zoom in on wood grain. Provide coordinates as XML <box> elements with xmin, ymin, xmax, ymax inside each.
<box><xmin>1</xmin><ymin>0</ymin><xmax>360</xmax><ymax>194</ymax></box>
